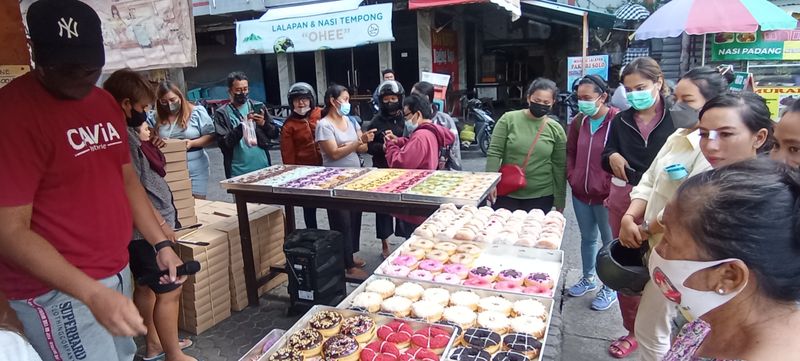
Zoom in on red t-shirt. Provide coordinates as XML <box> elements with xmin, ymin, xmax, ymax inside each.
<box><xmin>0</xmin><ymin>73</ymin><xmax>133</xmax><ymax>300</ymax></box>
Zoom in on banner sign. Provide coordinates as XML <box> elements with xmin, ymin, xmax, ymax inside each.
<box><xmin>421</xmin><ymin>72</ymin><xmax>451</xmax><ymax>112</ymax></box>
<box><xmin>754</xmin><ymin>86</ymin><xmax>800</xmax><ymax>120</ymax></box>
<box><xmin>236</xmin><ymin>4</ymin><xmax>394</xmax><ymax>55</ymax></box>
<box><xmin>410</xmin><ymin>0</ymin><xmax>484</xmax><ymax>9</ymax></box>
<box><xmin>432</xmin><ymin>29</ymin><xmax>459</xmax><ymax>92</ymax></box>
<box><xmin>20</xmin><ymin>0</ymin><xmax>197</xmax><ymax>72</ymax></box>
<box><xmin>566</xmin><ymin>55</ymin><xmax>609</xmax><ymax>90</ymax></box>
<box><xmin>729</xmin><ymin>72</ymin><xmax>755</xmax><ymax>93</ymax></box>
<box><xmin>712</xmin><ymin>28</ymin><xmax>800</xmax><ymax>61</ymax></box>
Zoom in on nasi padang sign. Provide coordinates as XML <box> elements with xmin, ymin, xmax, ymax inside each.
<box><xmin>235</xmin><ymin>3</ymin><xmax>394</xmax><ymax>55</ymax></box>
<box><xmin>711</xmin><ymin>28</ymin><xmax>800</xmax><ymax>61</ymax></box>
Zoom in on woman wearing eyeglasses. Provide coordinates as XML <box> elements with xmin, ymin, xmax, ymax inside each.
<box><xmin>153</xmin><ymin>81</ymin><xmax>216</xmax><ymax>199</ymax></box>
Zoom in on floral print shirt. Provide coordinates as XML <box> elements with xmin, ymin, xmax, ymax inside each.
<box><xmin>664</xmin><ymin>319</ymin><xmax>744</xmax><ymax>361</ymax></box>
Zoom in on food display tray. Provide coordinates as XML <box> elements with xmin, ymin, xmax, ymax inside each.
<box><xmin>400</xmin><ymin>172</ymin><xmax>501</xmax><ymax>207</ymax></box>
<box><xmin>338</xmin><ymin>276</ymin><xmax>555</xmax><ymax>361</ymax></box>
<box><xmin>243</xmin><ymin>305</ymin><xmax>461</xmax><ymax>361</ymax></box>
<box><xmin>271</xmin><ymin>168</ymin><xmax>373</xmax><ymax>197</ymax></box>
<box><xmin>375</xmin><ymin>238</ymin><xmax>564</xmax><ymax>299</ymax></box>
<box><xmin>239</xmin><ymin>329</ymin><xmax>286</xmax><ymax>361</ymax></box>
<box><xmin>333</xmin><ymin>169</ymin><xmax>433</xmax><ymax>202</ymax></box>
<box><xmin>220</xmin><ymin>165</ymin><xmax>327</xmax><ymax>192</ymax></box>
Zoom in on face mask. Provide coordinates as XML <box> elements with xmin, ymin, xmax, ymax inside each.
<box><xmin>294</xmin><ymin>106</ymin><xmax>311</xmax><ymax>117</ymax></box>
<box><xmin>626</xmin><ymin>88</ymin><xmax>657</xmax><ymax>111</ymax></box>
<box><xmin>648</xmin><ymin>248</ymin><xmax>745</xmax><ymax>320</ymax></box>
<box><xmin>405</xmin><ymin>117</ymin><xmax>419</xmax><ymax>134</ymax></box>
<box><xmin>381</xmin><ymin>101</ymin><xmax>402</xmax><ymax>116</ymax></box>
<box><xmin>168</xmin><ymin>101</ymin><xmax>181</xmax><ymax>115</ymax></box>
<box><xmin>338</xmin><ymin>101</ymin><xmax>351</xmax><ymax>116</ymax></box>
<box><xmin>233</xmin><ymin>92</ymin><xmax>248</xmax><ymax>105</ymax></box>
<box><xmin>529</xmin><ymin>103</ymin><xmax>551</xmax><ymax>118</ymax></box>
<box><xmin>670</xmin><ymin>102</ymin><xmax>701</xmax><ymax>128</ymax></box>
<box><xmin>127</xmin><ymin>107</ymin><xmax>148</xmax><ymax>128</ymax></box>
<box><xmin>578</xmin><ymin>98</ymin><xmax>601</xmax><ymax>117</ymax></box>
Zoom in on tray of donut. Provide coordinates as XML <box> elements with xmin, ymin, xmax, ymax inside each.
<box><xmin>338</xmin><ymin>277</ymin><xmax>554</xmax><ymax>361</ymax></box>
<box><xmin>375</xmin><ymin>234</ymin><xmax>562</xmax><ymax>299</ymax></box>
<box><xmin>245</xmin><ymin>305</ymin><xmax>461</xmax><ymax>361</ymax></box>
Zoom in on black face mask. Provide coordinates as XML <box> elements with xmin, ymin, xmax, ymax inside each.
<box><xmin>529</xmin><ymin>103</ymin><xmax>551</xmax><ymax>118</ymax></box>
<box><xmin>233</xmin><ymin>92</ymin><xmax>248</xmax><ymax>105</ymax></box>
<box><xmin>127</xmin><ymin>108</ymin><xmax>148</xmax><ymax>127</ymax></box>
<box><xmin>381</xmin><ymin>101</ymin><xmax>402</xmax><ymax>116</ymax></box>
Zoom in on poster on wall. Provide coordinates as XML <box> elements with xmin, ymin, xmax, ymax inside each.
<box><xmin>421</xmin><ymin>72</ymin><xmax>450</xmax><ymax>112</ymax></box>
<box><xmin>236</xmin><ymin>4</ymin><xmax>394</xmax><ymax>55</ymax></box>
<box><xmin>20</xmin><ymin>0</ymin><xmax>197</xmax><ymax>72</ymax></box>
<box><xmin>566</xmin><ymin>55</ymin><xmax>609</xmax><ymax>90</ymax></box>
<box><xmin>712</xmin><ymin>26</ymin><xmax>800</xmax><ymax>61</ymax></box>
<box><xmin>432</xmin><ymin>29</ymin><xmax>459</xmax><ymax>92</ymax></box>
<box><xmin>754</xmin><ymin>86</ymin><xmax>800</xmax><ymax>120</ymax></box>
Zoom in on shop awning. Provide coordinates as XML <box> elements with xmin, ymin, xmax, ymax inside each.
<box><xmin>259</xmin><ymin>0</ymin><xmax>363</xmax><ymax>22</ymax></box>
<box><xmin>409</xmin><ymin>0</ymin><xmax>521</xmax><ymax>21</ymax></box>
<box><xmin>520</xmin><ymin>0</ymin><xmax>615</xmax><ymax>28</ymax></box>
<box><xmin>236</xmin><ymin>3</ymin><xmax>394</xmax><ymax>55</ymax></box>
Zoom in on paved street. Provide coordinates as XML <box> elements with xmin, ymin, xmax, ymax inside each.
<box><xmin>136</xmin><ymin>146</ymin><xmax>633</xmax><ymax>361</ymax></box>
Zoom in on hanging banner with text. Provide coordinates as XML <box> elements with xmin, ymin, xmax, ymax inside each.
<box><xmin>432</xmin><ymin>29</ymin><xmax>459</xmax><ymax>92</ymax></box>
<box><xmin>421</xmin><ymin>72</ymin><xmax>451</xmax><ymax>112</ymax></box>
<box><xmin>712</xmin><ymin>27</ymin><xmax>800</xmax><ymax>61</ymax></box>
<box><xmin>20</xmin><ymin>0</ymin><xmax>197</xmax><ymax>72</ymax></box>
<box><xmin>566</xmin><ymin>55</ymin><xmax>609</xmax><ymax>90</ymax></box>
<box><xmin>236</xmin><ymin>4</ymin><xmax>394</xmax><ymax>55</ymax></box>
<box><xmin>754</xmin><ymin>86</ymin><xmax>800</xmax><ymax>121</ymax></box>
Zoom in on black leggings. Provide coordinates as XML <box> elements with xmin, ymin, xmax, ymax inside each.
<box><xmin>303</xmin><ymin>207</ymin><xmax>318</xmax><ymax>229</ymax></box>
<box><xmin>493</xmin><ymin>195</ymin><xmax>555</xmax><ymax>213</ymax></box>
<box><xmin>326</xmin><ymin>209</ymin><xmax>363</xmax><ymax>268</ymax></box>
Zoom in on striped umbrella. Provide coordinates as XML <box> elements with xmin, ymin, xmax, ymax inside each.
<box><xmin>614</xmin><ymin>3</ymin><xmax>650</xmax><ymax>21</ymax></box>
<box><xmin>635</xmin><ymin>0</ymin><xmax>798</xmax><ymax>40</ymax></box>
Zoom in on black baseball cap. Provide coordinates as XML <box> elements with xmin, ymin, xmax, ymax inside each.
<box><xmin>27</xmin><ymin>0</ymin><xmax>105</xmax><ymax>68</ymax></box>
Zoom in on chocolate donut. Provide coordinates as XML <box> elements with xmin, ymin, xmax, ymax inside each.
<box><xmin>268</xmin><ymin>348</ymin><xmax>303</xmax><ymax>361</ymax></box>
<box><xmin>287</xmin><ymin>328</ymin><xmax>323</xmax><ymax>352</ymax></box>
<box><xmin>502</xmin><ymin>333</ymin><xmax>542</xmax><ymax>355</ymax></box>
<box><xmin>463</xmin><ymin>327</ymin><xmax>501</xmax><ymax>349</ymax></box>
<box><xmin>456</xmin><ymin>347</ymin><xmax>491</xmax><ymax>361</ymax></box>
<box><xmin>310</xmin><ymin>311</ymin><xmax>342</xmax><ymax>331</ymax></box>
<box><xmin>492</xmin><ymin>351</ymin><xmax>529</xmax><ymax>361</ymax></box>
<box><xmin>436</xmin><ymin>320</ymin><xmax>464</xmax><ymax>336</ymax></box>
<box><xmin>341</xmin><ymin>315</ymin><xmax>375</xmax><ymax>337</ymax></box>
<box><xmin>323</xmin><ymin>335</ymin><xmax>359</xmax><ymax>359</ymax></box>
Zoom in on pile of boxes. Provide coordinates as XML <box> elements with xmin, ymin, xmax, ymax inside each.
<box><xmin>163</xmin><ymin>140</ymin><xmax>197</xmax><ymax>226</ymax></box>
<box><xmin>174</xmin><ymin>199</ymin><xmax>287</xmax><ymax>334</ymax></box>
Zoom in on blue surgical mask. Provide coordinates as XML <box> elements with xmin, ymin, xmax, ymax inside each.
<box><xmin>404</xmin><ymin>118</ymin><xmax>418</xmax><ymax>134</ymax></box>
<box><xmin>578</xmin><ymin>98</ymin><xmax>601</xmax><ymax>117</ymax></box>
<box><xmin>626</xmin><ymin>88</ymin><xmax>657</xmax><ymax>111</ymax></box>
<box><xmin>338</xmin><ymin>101</ymin><xmax>351</xmax><ymax>116</ymax></box>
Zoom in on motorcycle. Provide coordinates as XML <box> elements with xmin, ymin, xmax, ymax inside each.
<box><xmin>456</xmin><ymin>95</ymin><xmax>494</xmax><ymax>154</ymax></box>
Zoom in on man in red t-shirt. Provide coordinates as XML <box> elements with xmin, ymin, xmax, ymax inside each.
<box><xmin>0</xmin><ymin>1</ymin><xmax>185</xmax><ymax>360</ymax></box>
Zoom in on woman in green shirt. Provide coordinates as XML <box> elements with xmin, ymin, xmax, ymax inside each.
<box><xmin>486</xmin><ymin>78</ymin><xmax>567</xmax><ymax>212</ymax></box>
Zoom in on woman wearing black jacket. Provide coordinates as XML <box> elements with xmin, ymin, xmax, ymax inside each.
<box><xmin>599</xmin><ymin>57</ymin><xmax>676</xmax><ymax>359</ymax></box>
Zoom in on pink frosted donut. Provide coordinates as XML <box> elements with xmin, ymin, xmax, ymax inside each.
<box><xmin>419</xmin><ymin>259</ymin><xmax>444</xmax><ymax>273</ymax></box>
<box><xmin>392</xmin><ymin>255</ymin><xmax>418</xmax><ymax>268</ymax></box>
<box><xmin>442</xmin><ymin>264</ymin><xmax>469</xmax><ymax>279</ymax></box>
<box><xmin>522</xmin><ymin>285</ymin><xmax>552</xmax><ymax>296</ymax></box>
<box><xmin>497</xmin><ymin>269</ymin><xmax>524</xmax><ymax>286</ymax></box>
<box><xmin>408</xmin><ymin>270</ymin><xmax>434</xmax><ymax>281</ymax></box>
<box><xmin>433</xmin><ymin>273</ymin><xmax>461</xmax><ymax>285</ymax></box>
<box><xmin>494</xmin><ymin>280</ymin><xmax>524</xmax><ymax>293</ymax></box>
<box><xmin>384</xmin><ymin>265</ymin><xmax>411</xmax><ymax>278</ymax></box>
<box><xmin>468</xmin><ymin>266</ymin><xmax>496</xmax><ymax>282</ymax></box>
<box><xmin>463</xmin><ymin>277</ymin><xmax>492</xmax><ymax>289</ymax></box>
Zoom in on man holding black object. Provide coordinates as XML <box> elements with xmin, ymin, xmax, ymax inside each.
<box><xmin>0</xmin><ymin>1</ymin><xmax>185</xmax><ymax>361</ymax></box>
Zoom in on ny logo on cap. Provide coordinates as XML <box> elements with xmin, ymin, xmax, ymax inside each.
<box><xmin>58</xmin><ymin>17</ymin><xmax>79</xmax><ymax>39</ymax></box>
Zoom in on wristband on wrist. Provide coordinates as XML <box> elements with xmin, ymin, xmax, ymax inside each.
<box><xmin>153</xmin><ymin>240</ymin><xmax>173</xmax><ymax>252</ymax></box>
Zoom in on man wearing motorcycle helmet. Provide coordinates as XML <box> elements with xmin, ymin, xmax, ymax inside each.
<box><xmin>280</xmin><ymin>82</ymin><xmax>323</xmax><ymax>229</ymax></box>
<box><xmin>366</xmin><ymin>80</ymin><xmax>408</xmax><ymax>257</ymax></box>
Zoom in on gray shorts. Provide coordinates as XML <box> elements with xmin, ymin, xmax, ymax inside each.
<box><xmin>9</xmin><ymin>266</ymin><xmax>136</xmax><ymax>361</ymax></box>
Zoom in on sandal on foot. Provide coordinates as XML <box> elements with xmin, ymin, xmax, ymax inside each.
<box><xmin>142</xmin><ymin>338</ymin><xmax>194</xmax><ymax>361</ymax></box>
<box><xmin>608</xmin><ymin>336</ymin><xmax>638</xmax><ymax>359</ymax></box>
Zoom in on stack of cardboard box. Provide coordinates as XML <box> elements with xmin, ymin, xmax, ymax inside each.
<box><xmin>193</xmin><ymin>201</ymin><xmax>288</xmax><ymax>311</ymax></box>
<box><xmin>162</xmin><ymin>139</ymin><xmax>197</xmax><ymax>226</ymax></box>
<box><xmin>175</xmin><ymin>228</ymin><xmax>231</xmax><ymax>335</ymax></box>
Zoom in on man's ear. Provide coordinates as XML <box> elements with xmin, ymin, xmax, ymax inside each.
<box><xmin>121</xmin><ymin>98</ymin><xmax>133</xmax><ymax>115</ymax></box>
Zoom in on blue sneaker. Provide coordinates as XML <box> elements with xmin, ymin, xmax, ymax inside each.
<box><xmin>591</xmin><ymin>286</ymin><xmax>618</xmax><ymax>311</ymax></box>
<box><xmin>567</xmin><ymin>277</ymin><xmax>598</xmax><ymax>297</ymax></box>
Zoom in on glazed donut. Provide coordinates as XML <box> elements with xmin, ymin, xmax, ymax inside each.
<box><xmin>512</xmin><ymin>299</ymin><xmax>547</xmax><ymax>319</ymax></box>
<box><xmin>352</xmin><ymin>292</ymin><xmax>383</xmax><ymax>313</ymax></box>
<box><xmin>434</xmin><ymin>242</ymin><xmax>458</xmax><ymax>255</ymax></box>
<box><xmin>411</xmin><ymin>238</ymin><xmax>435</xmax><ymax>250</ymax></box>
<box><xmin>366</xmin><ymin>279</ymin><xmax>396</xmax><ymax>299</ymax></box>
<box><xmin>413</xmin><ymin>226</ymin><xmax>436</xmax><ymax>239</ymax></box>
<box><xmin>412</xmin><ymin>300</ymin><xmax>445</xmax><ymax>322</ymax></box>
<box><xmin>456</xmin><ymin>243</ymin><xmax>483</xmax><ymax>256</ymax></box>
<box><xmin>449</xmin><ymin>254</ymin><xmax>475</xmax><ymax>267</ymax></box>
<box><xmin>478</xmin><ymin>296</ymin><xmax>513</xmax><ymax>315</ymax></box>
<box><xmin>377</xmin><ymin>320</ymin><xmax>413</xmax><ymax>348</ymax></box>
<box><xmin>440</xmin><ymin>203</ymin><xmax>458</xmax><ymax>212</ymax></box>
<box><xmin>360</xmin><ymin>341</ymin><xmax>400</xmax><ymax>361</ymax></box>
<box><xmin>400</xmin><ymin>347</ymin><xmax>438</xmax><ymax>361</ymax></box>
<box><xmin>454</xmin><ymin>228</ymin><xmax>477</xmax><ymax>241</ymax></box>
<box><xmin>434</xmin><ymin>273</ymin><xmax>461</xmax><ymax>285</ymax></box>
<box><xmin>401</xmin><ymin>247</ymin><xmax>427</xmax><ymax>260</ymax></box>
<box><xmin>450</xmin><ymin>291</ymin><xmax>481</xmax><ymax>310</ymax></box>
<box><xmin>442</xmin><ymin>306</ymin><xmax>477</xmax><ymax>330</ymax></box>
<box><xmin>394</xmin><ymin>282</ymin><xmax>425</xmax><ymax>301</ymax></box>
<box><xmin>418</xmin><ymin>259</ymin><xmax>444</xmax><ymax>273</ymax></box>
<box><xmin>477</xmin><ymin>311</ymin><xmax>510</xmax><ymax>334</ymax></box>
<box><xmin>422</xmin><ymin>287</ymin><xmax>451</xmax><ymax>306</ymax></box>
<box><xmin>425</xmin><ymin>250</ymin><xmax>450</xmax><ymax>263</ymax></box>
<box><xmin>493</xmin><ymin>281</ymin><xmax>523</xmax><ymax>293</ymax></box>
<box><xmin>408</xmin><ymin>270</ymin><xmax>434</xmax><ymax>281</ymax></box>
<box><xmin>411</xmin><ymin>326</ymin><xmax>451</xmax><ymax>354</ymax></box>
<box><xmin>463</xmin><ymin>277</ymin><xmax>492</xmax><ymax>289</ymax></box>
<box><xmin>443</xmin><ymin>263</ymin><xmax>469</xmax><ymax>279</ymax></box>
<box><xmin>383</xmin><ymin>265</ymin><xmax>411</xmax><ymax>278</ymax></box>
<box><xmin>392</xmin><ymin>255</ymin><xmax>418</xmax><ymax>268</ymax></box>
<box><xmin>462</xmin><ymin>327</ymin><xmax>502</xmax><ymax>353</ymax></box>
<box><xmin>381</xmin><ymin>297</ymin><xmax>413</xmax><ymax>318</ymax></box>
<box><xmin>510</xmin><ymin>316</ymin><xmax>546</xmax><ymax>339</ymax></box>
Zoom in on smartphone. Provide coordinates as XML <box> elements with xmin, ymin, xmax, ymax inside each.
<box><xmin>252</xmin><ymin>103</ymin><xmax>264</xmax><ymax>114</ymax></box>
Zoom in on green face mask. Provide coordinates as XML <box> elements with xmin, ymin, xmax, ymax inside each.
<box><xmin>626</xmin><ymin>88</ymin><xmax>657</xmax><ymax>111</ymax></box>
<box><xmin>578</xmin><ymin>98</ymin><xmax>601</xmax><ymax>117</ymax></box>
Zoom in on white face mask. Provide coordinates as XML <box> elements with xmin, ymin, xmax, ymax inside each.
<box><xmin>295</xmin><ymin>106</ymin><xmax>311</xmax><ymax>116</ymax></box>
<box><xmin>648</xmin><ymin>248</ymin><xmax>745</xmax><ymax>320</ymax></box>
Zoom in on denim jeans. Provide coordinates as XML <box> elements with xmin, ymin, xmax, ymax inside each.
<box><xmin>572</xmin><ymin>195</ymin><xmax>613</xmax><ymax>280</ymax></box>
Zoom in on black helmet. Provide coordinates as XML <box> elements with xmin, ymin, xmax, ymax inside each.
<box><xmin>287</xmin><ymin>82</ymin><xmax>316</xmax><ymax>109</ymax></box>
<box><xmin>377</xmin><ymin>80</ymin><xmax>405</xmax><ymax>116</ymax></box>
<box><xmin>596</xmin><ymin>239</ymin><xmax>650</xmax><ymax>296</ymax></box>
